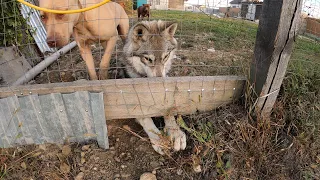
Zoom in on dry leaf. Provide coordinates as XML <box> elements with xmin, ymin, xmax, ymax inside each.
<box><xmin>81</xmin><ymin>145</ymin><xmax>90</xmax><ymax>151</ymax></box>
<box><xmin>311</xmin><ymin>164</ymin><xmax>318</xmax><ymax>169</ymax></box>
<box><xmin>60</xmin><ymin>163</ymin><xmax>70</xmax><ymax>173</ymax></box>
<box><xmin>81</xmin><ymin>152</ymin><xmax>85</xmax><ymax>157</ymax></box>
<box><xmin>75</xmin><ymin>172</ymin><xmax>85</xmax><ymax>180</ymax></box>
<box><xmin>38</xmin><ymin>144</ymin><xmax>46</xmax><ymax>151</ymax></box>
<box><xmin>21</xmin><ymin>162</ymin><xmax>27</xmax><ymax>169</ymax></box>
<box><xmin>62</xmin><ymin>145</ymin><xmax>71</xmax><ymax>156</ymax></box>
<box><xmin>81</xmin><ymin>157</ymin><xmax>86</xmax><ymax>164</ymax></box>
<box><xmin>123</xmin><ymin>125</ymin><xmax>131</xmax><ymax>131</ymax></box>
<box><xmin>31</xmin><ymin>152</ymin><xmax>42</xmax><ymax>157</ymax></box>
<box><xmin>83</xmin><ymin>133</ymin><xmax>97</xmax><ymax>137</ymax></box>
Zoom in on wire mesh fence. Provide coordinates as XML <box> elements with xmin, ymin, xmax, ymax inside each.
<box><xmin>0</xmin><ymin>0</ymin><xmax>253</xmax><ymax>150</ymax></box>
<box><xmin>0</xmin><ymin>0</ymin><xmax>259</xmax><ymax>88</ymax></box>
<box><xmin>0</xmin><ymin>0</ymin><xmax>319</xmax><ymax>179</ymax></box>
<box><xmin>0</xmin><ymin>0</ymin><xmax>318</xmax><ymax>149</ymax></box>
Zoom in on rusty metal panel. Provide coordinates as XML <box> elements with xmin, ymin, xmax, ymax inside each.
<box><xmin>0</xmin><ymin>92</ymin><xmax>108</xmax><ymax>149</ymax></box>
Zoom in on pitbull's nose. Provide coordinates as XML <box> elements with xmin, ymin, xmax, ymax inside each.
<box><xmin>46</xmin><ymin>37</ymin><xmax>56</xmax><ymax>47</ymax></box>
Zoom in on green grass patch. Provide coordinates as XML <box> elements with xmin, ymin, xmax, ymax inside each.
<box><xmin>151</xmin><ymin>10</ymin><xmax>258</xmax><ymax>50</ymax></box>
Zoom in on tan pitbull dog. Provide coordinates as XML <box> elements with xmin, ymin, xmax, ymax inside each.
<box><xmin>39</xmin><ymin>0</ymin><xmax>129</xmax><ymax>80</ymax></box>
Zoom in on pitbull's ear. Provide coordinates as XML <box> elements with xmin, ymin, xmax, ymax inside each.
<box><xmin>132</xmin><ymin>23</ymin><xmax>149</xmax><ymax>42</ymax></box>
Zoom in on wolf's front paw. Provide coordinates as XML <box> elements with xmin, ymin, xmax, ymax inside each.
<box><xmin>149</xmin><ymin>136</ymin><xmax>164</xmax><ymax>155</ymax></box>
<box><xmin>165</xmin><ymin>126</ymin><xmax>187</xmax><ymax>151</ymax></box>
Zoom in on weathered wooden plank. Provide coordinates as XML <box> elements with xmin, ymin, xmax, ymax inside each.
<box><xmin>250</xmin><ymin>0</ymin><xmax>302</xmax><ymax>117</ymax></box>
<box><xmin>91</xmin><ymin>92</ymin><xmax>109</xmax><ymax>149</ymax></box>
<box><xmin>104</xmin><ymin>77</ymin><xmax>244</xmax><ymax>119</ymax></box>
<box><xmin>0</xmin><ymin>76</ymin><xmax>245</xmax><ymax>119</ymax></box>
<box><xmin>0</xmin><ymin>76</ymin><xmax>244</xmax><ymax>97</ymax></box>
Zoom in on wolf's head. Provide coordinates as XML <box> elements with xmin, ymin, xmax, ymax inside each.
<box><xmin>123</xmin><ymin>20</ymin><xmax>178</xmax><ymax>78</ymax></box>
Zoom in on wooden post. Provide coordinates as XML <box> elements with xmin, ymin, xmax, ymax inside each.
<box><xmin>250</xmin><ymin>0</ymin><xmax>302</xmax><ymax>117</ymax></box>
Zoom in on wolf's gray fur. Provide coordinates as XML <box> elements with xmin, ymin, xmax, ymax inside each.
<box><xmin>121</xmin><ymin>20</ymin><xmax>186</xmax><ymax>155</ymax></box>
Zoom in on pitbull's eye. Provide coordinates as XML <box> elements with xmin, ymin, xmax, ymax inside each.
<box><xmin>40</xmin><ymin>15</ymin><xmax>46</xmax><ymax>19</ymax></box>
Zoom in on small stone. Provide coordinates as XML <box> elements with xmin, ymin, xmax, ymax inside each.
<box><xmin>120</xmin><ymin>165</ymin><xmax>127</xmax><ymax>169</ymax></box>
<box><xmin>129</xmin><ymin>137</ymin><xmax>136</xmax><ymax>143</ymax></box>
<box><xmin>81</xmin><ymin>152</ymin><xmax>85</xmax><ymax>157</ymax></box>
<box><xmin>80</xmin><ymin>167</ymin><xmax>85</xmax><ymax>172</ymax></box>
<box><xmin>62</xmin><ymin>145</ymin><xmax>71</xmax><ymax>156</ymax></box>
<box><xmin>177</xmin><ymin>168</ymin><xmax>183</xmax><ymax>175</ymax></box>
<box><xmin>21</xmin><ymin>162</ymin><xmax>27</xmax><ymax>169</ymax></box>
<box><xmin>82</xmin><ymin>145</ymin><xmax>90</xmax><ymax>151</ymax></box>
<box><xmin>140</xmin><ymin>172</ymin><xmax>157</xmax><ymax>180</ymax></box>
<box><xmin>114</xmin><ymin>156</ymin><xmax>121</xmax><ymax>162</ymax></box>
<box><xmin>150</xmin><ymin>161</ymin><xmax>160</xmax><ymax>169</ymax></box>
<box><xmin>193</xmin><ymin>164</ymin><xmax>202</xmax><ymax>173</ymax></box>
<box><xmin>38</xmin><ymin>144</ymin><xmax>46</xmax><ymax>151</ymax></box>
<box><xmin>109</xmin><ymin>146</ymin><xmax>115</xmax><ymax>150</ymax></box>
<box><xmin>121</xmin><ymin>173</ymin><xmax>131</xmax><ymax>178</ymax></box>
<box><xmin>185</xmin><ymin>59</ymin><xmax>191</xmax><ymax>64</ymax></box>
<box><xmin>116</xmin><ymin>138</ymin><xmax>120</xmax><ymax>142</ymax></box>
<box><xmin>75</xmin><ymin>172</ymin><xmax>84</xmax><ymax>180</ymax></box>
<box><xmin>119</xmin><ymin>152</ymin><xmax>126</xmax><ymax>158</ymax></box>
<box><xmin>60</xmin><ymin>163</ymin><xmax>70</xmax><ymax>173</ymax></box>
<box><xmin>90</xmin><ymin>155</ymin><xmax>95</xmax><ymax>160</ymax></box>
<box><xmin>152</xmin><ymin>170</ymin><xmax>157</xmax><ymax>175</ymax></box>
<box><xmin>93</xmin><ymin>167</ymin><xmax>97</xmax><ymax>171</ymax></box>
<box><xmin>100</xmin><ymin>170</ymin><xmax>106</xmax><ymax>174</ymax></box>
<box><xmin>114</xmin><ymin>174</ymin><xmax>121</xmax><ymax>178</ymax></box>
<box><xmin>199</xmin><ymin>62</ymin><xmax>205</xmax><ymax>65</ymax></box>
<box><xmin>207</xmin><ymin>48</ymin><xmax>215</xmax><ymax>52</ymax></box>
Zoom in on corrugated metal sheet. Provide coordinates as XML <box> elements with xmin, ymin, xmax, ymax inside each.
<box><xmin>20</xmin><ymin>0</ymin><xmax>57</xmax><ymax>54</ymax></box>
<box><xmin>0</xmin><ymin>91</ymin><xmax>108</xmax><ymax>149</ymax></box>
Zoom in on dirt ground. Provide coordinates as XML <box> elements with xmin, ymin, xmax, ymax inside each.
<box><xmin>1</xmin><ymin>104</ymin><xmax>249</xmax><ymax>180</ymax></box>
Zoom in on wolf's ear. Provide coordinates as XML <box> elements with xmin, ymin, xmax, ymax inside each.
<box><xmin>132</xmin><ymin>23</ymin><xmax>149</xmax><ymax>42</ymax></box>
<box><xmin>164</xmin><ymin>22</ymin><xmax>178</xmax><ymax>38</ymax></box>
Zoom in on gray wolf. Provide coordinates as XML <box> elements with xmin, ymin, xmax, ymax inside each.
<box><xmin>39</xmin><ymin>0</ymin><xmax>129</xmax><ymax>80</ymax></box>
<box><xmin>137</xmin><ymin>4</ymin><xmax>150</xmax><ymax>21</ymax></box>
<box><xmin>122</xmin><ymin>20</ymin><xmax>187</xmax><ymax>154</ymax></box>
